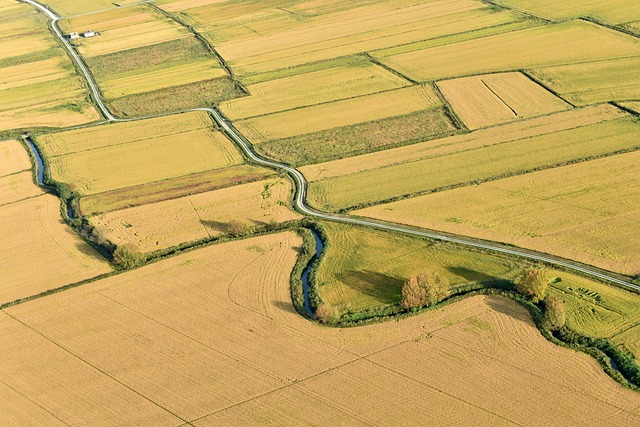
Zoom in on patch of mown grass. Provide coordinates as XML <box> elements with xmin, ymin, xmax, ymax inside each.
<box><xmin>87</xmin><ymin>37</ymin><xmax>211</xmax><ymax>78</ymax></box>
<box><xmin>255</xmin><ymin>108</ymin><xmax>456</xmax><ymax>165</ymax></box>
<box><xmin>109</xmin><ymin>77</ymin><xmax>245</xmax><ymax>117</ymax></box>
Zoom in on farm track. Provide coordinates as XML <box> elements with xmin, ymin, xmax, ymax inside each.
<box><xmin>20</xmin><ymin>0</ymin><xmax>640</xmax><ymax>294</ymax></box>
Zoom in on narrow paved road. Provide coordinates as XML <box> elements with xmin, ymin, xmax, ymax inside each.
<box><xmin>22</xmin><ymin>0</ymin><xmax>640</xmax><ymax>292</ymax></box>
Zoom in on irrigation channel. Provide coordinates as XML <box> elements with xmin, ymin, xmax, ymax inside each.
<box><xmin>21</xmin><ymin>0</ymin><xmax>640</xmax><ymax>295</ymax></box>
<box><xmin>301</xmin><ymin>230</ymin><xmax>324</xmax><ymax>317</ymax></box>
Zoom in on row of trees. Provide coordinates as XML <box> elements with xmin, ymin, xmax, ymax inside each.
<box><xmin>399</xmin><ymin>266</ymin><xmax>566</xmax><ymax>330</ymax></box>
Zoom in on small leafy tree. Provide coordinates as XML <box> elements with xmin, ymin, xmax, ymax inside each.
<box><xmin>515</xmin><ymin>267</ymin><xmax>548</xmax><ymax>303</ymax></box>
<box><xmin>402</xmin><ymin>272</ymin><xmax>450</xmax><ymax>310</ymax></box>
<box><xmin>544</xmin><ymin>294</ymin><xmax>566</xmax><ymax>330</ymax></box>
<box><xmin>227</xmin><ymin>220</ymin><xmax>250</xmax><ymax>237</ymax></box>
<box><xmin>402</xmin><ymin>275</ymin><xmax>425</xmax><ymax>309</ymax></box>
<box><xmin>112</xmin><ymin>245</ymin><xmax>145</xmax><ymax>270</ymax></box>
<box><xmin>315</xmin><ymin>304</ymin><xmax>337</xmax><ymax>324</ymax></box>
<box><xmin>419</xmin><ymin>272</ymin><xmax>450</xmax><ymax>306</ymax></box>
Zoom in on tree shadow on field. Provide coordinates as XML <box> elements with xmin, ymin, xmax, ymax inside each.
<box><xmin>336</xmin><ymin>269</ymin><xmax>404</xmax><ymax>305</ymax></box>
<box><xmin>201</xmin><ymin>219</ymin><xmax>229</xmax><ymax>233</ymax></box>
<box><xmin>484</xmin><ymin>294</ymin><xmax>532</xmax><ymax>325</ymax></box>
<box><xmin>447</xmin><ymin>266</ymin><xmax>496</xmax><ymax>283</ymax></box>
<box><xmin>272</xmin><ymin>300</ymin><xmax>297</xmax><ymax>315</ymax></box>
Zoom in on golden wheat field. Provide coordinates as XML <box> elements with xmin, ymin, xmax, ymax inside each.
<box><xmin>495</xmin><ymin>0</ymin><xmax>640</xmax><ymax>24</ymax></box>
<box><xmin>1</xmin><ymin>232</ymin><xmax>639</xmax><ymax>425</ymax></box>
<box><xmin>380</xmin><ymin>20</ymin><xmax>640</xmax><ymax>82</ymax></box>
<box><xmin>0</xmin><ymin>140</ymin><xmax>32</xmax><ymax>176</ymax></box>
<box><xmin>220</xmin><ymin>59</ymin><xmax>409</xmax><ymax>120</ymax></box>
<box><xmin>89</xmin><ymin>178</ymin><xmax>301</xmax><ymax>253</ymax></box>
<box><xmin>356</xmin><ymin>150</ymin><xmax>640</xmax><ymax>276</ymax></box>
<box><xmin>437</xmin><ymin>72</ymin><xmax>570</xmax><ymax>129</ymax></box>
<box><xmin>39</xmin><ymin>0</ymin><xmax>144</xmax><ymax>16</ymax></box>
<box><xmin>60</xmin><ymin>7</ymin><xmax>189</xmax><ymax>57</ymax></box>
<box><xmin>529</xmin><ymin>57</ymin><xmax>640</xmax><ymax>105</ymax></box>
<box><xmin>235</xmin><ymin>85</ymin><xmax>441</xmax><ymax>143</ymax></box>
<box><xmin>41</xmin><ymin>112</ymin><xmax>243</xmax><ymax>195</ymax></box>
<box><xmin>307</xmin><ymin>113</ymin><xmax>639</xmax><ymax>211</ymax></box>
<box><xmin>80</xmin><ymin>165</ymin><xmax>275</xmax><ymax>215</ymax></box>
<box><xmin>210</xmin><ymin>0</ymin><xmax>522</xmax><ymax>75</ymax></box>
<box><xmin>299</xmin><ymin>104</ymin><xmax>624</xmax><ymax>181</ymax></box>
<box><xmin>0</xmin><ymin>3</ymin><xmax>99</xmax><ymax>129</ymax></box>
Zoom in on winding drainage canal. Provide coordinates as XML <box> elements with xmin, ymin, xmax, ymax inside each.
<box><xmin>22</xmin><ymin>134</ymin><xmax>75</xmax><ymax>220</ymax></box>
<box><xmin>301</xmin><ymin>229</ymin><xmax>325</xmax><ymax>317</ymax></box>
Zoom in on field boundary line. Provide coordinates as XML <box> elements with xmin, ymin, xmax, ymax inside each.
<box><xmin>519</xmin><ymin>70</ymin><xmax>577</xmax><ymax>107</ymax></box>
<box><xmin>317</xmin><ymin>146</ymin><xmax>640</xmax><ymax>213</ymax></box>
<box><xmin>148</xmin><ymin>3</ymin><xmax>248</xmax><ymax>95</ymax></box>
<box><xmin>0</xmin><ymin>376</ymin><xmax>69</xmax><ymax>426</ymax></box>
<box><xmin>1</xmin><ymin>311</ymin><xmax>192</xmax><ymax>426</ymax></box>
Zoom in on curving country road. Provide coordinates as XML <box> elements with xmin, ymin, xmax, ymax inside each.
<box><xmin>21</xmin><ymin>0</ymin><xmax>640</xmax><ymax>292</ymax></box>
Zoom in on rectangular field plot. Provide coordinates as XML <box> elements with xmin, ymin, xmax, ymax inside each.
<box><xmin>89</xmin><ymin>178</ymin><xmax>301</xmax><ymax>253</ymax></box>
<box><xmin>495</xmin><ymin>0</ymin><xmax>640</xmax><ymax>25</ymax></box>
<box><xmin>355</xmin><ymin>150</ymin><xmax>640</xmax><ymax>276</ymax></box>
<box><xmin>234</xmin><ymin>85</ymin><xmax>442</xmax><ymax>143</ymax></box>
<box><xmin>380</xmin><ymin>20</ymin><xmax>640</xmax><ymax>82</ymax></box>
<box><xmin>437</xmin><ymin>72</ymin><xmax>570</xmax><ymax>129</ymax></box>
<box><xmin>305</xmin><ymin>108</ymin><xmax>637</xmax><ymax>211</ymax></box>
<box><xmin>0</xmin><ymin>4</ymin><xmax>99</xmax><ymax>130</ymax></box>
<box><xmin>80</xmin><ymin>165</ymin><xmax>275</xmax><ymax>215</ymax></box>
<box><xmin>529</xmin><ymin>57</ymin><xmax>640</xmax><ymax>105</ymax></box>
<box><xmin>3</xmin><ymin>230</ymin><xmax>639</xmax><ymax>426</ymax></box>
<box><xmin>39</xmin><ymin>111</ymin><xmax>244</xmax><ymax>195</ymax></box>
<box><xmin>220</xmin><ymin>59</ymin><xmax>410</xmax><ymax>120</ymax></box>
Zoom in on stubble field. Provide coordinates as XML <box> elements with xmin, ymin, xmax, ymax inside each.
<box><xmin>355</xmin><ymin>150</ymin><xmax>640</xmax><ymax>276</ymax></box>
<box><xmin>2</xmin><ymin>232</ymin><xmax>639</xmax><ymax>426</ymax></box>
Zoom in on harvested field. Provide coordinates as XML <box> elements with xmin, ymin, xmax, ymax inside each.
<box><xmin>80</xmin><ymin>165</ymin><xmax>274</xmax><ymax>215</ymax></box>
<box><xmin>101</xmin><ymin>59</ymin><xmax>227</xmax><ymax>97</ymax></box>
<box><xmin>40</xmin><ymin>112</ymin><xmax>243</xmax><ymax>195</ymax></box>
<box><xmin>256</xmin><ymin>108</ymin><xmax>456</xmax><ymax>165</ymax></box>
<box><xmin>495</xmin><ymin>0</ymin><xmax>640</xmax><ymax>24</ymax></box>
<box><xmin>211</xmin><ymin>2</ymin><xmax>523</xmax><ymax>75</ymax></box>
<box><xmin>299</xmin><ymin>104</ymin><xmax>624</xmax><ymax>181</ymax></box>
<box><xmin>220</xmin><ymin>59</ymin><xmax>410</xmax><ymax>120</ymax></box>
<box><xmin>307</xmin><ymin>113</ymin><xmax>638</xmax><ymax>211</ymax></box>
<box><xmin>0</xmin><ymin>172</ymin><xmax>44</xmax><ymax>206</ymax></box>
<box><xmin>89</xmin><ymin>178</ymin><xmax>301</xmax><ymax>253</ymax></box>
<box><xmin>2</xmin><ymin>231</ymin><xmax>639</xmax><ymax>425</ymax></box>
<box><xmin>109</xmin><ymin>77</ymin><xmax>244</xmax><ymax>117</ymax></box>
<box><xmin>0</xmin><ymin>195</ymin><xmax>111</xmax><ymax>304</ymax></box>
<box><xmin>356</xmin><ymin>150</ymin><xmax>640</xmax><ymax>276</ymax></box>
<box><xmin>380</xmin><ymin>20</ymin><xmax>640</xmax><ymax>82</ymax></box>
<box><xmin>38</xmin><ymin>111</ymin><xmax>212</xmax><ymax>156</ymax></box>
<box><xmin>235</xmin><ymin>85</ymin><xmax>441</xmax><ymax>143</ymax></box>
<box><xmin>437</xmin><ymin>72</ymin><xmax>570</xmax><ymax>129</ymax></box>
<box><xmin>0</xmin><ymin>6</ymin><xmax>99</xmax><ymax>130</ymax></box>
<box><xmin>49</xmin><ymin>127</ymin><xmax>242</xmax><ymax>195</ymax></box>
<box><xmin>529</xmin><ymin>57</ymin><xmax>640</xmax><ymax>105</ymax></box>
<box><xmin>0</xmin><ymin>140</ymin><xmax>32</xmax><ymax>177</ymax></box>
